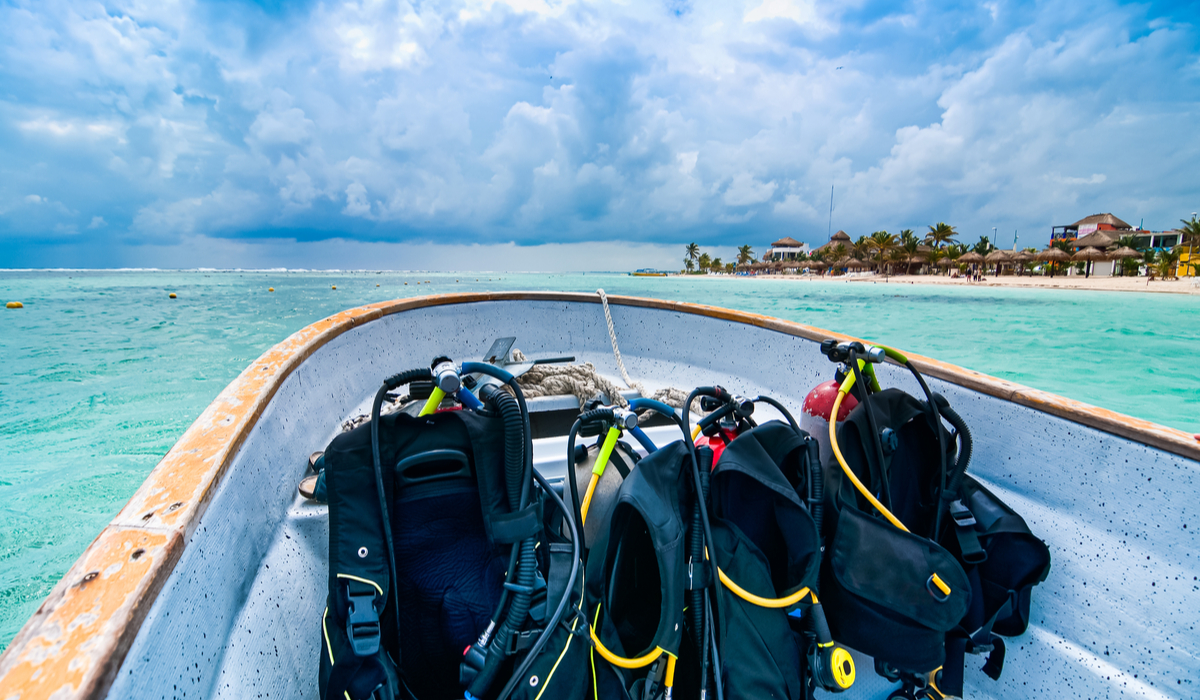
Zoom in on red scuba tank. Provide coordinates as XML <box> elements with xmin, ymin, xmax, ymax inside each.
<box><xmin>695</xmin><ymin>427</ymin><xmax>739</xmax><ymax>467</ymax></box>
<box><xmin>800</xmin><ymin>380</ymin><xmax>858</xmax><ymax>464</ymax></box>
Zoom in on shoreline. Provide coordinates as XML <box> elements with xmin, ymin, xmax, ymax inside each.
<box><xmin>689</xmin><ymin>272</ymin><xmax>1200</xmax><ymax>296</ymax></box>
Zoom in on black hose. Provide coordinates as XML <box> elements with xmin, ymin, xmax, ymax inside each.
<box><xmin>806</xmin><ymin>437</ymin><xmax>824</xmax><ymax>538</ymax></box>
<box><xmin>937</xmin><ymin>399</ymin><xmax>973</xmax><ymax>495</ymax></box>
<box><xmin>751</xmin><ymin>395</ymin><xmax>801</xmax><ymax>433</ymax></box>
<box><xmin>688</xmin><ymin>446</ymin><xmax>713</xmax><ymax>653</ymax></box>
<box><xmin>682</xmin><ymin>387</ymin><xmax>724</xmax><ymax>697</ymax></box>
<box><xmin>899</xmin><ymin>359</ymin><xmax>948</xmax><ymax>534</ymax></box>
<box><xmin>468</xmin><ymin>377</ymin><xmax>541</xmax><ymax>699</ymax></box>
<box><xmin>479</xmin><ymin>384</ymin><xmax>524</xmax><ymax>512</ymax></box>
<box><xmin>370</xmin><ymin>367</ymin><xmax>434</xmax><ymax>654</ymax></box>
<box><xmin>496</xmin><ymin>468</ymin><xmax>583</xmax><ymax>700</ymax></box>
<box><xmin>848</xmin><ymin>352</ymin><xmax>892</xmax><ymax>511</ymax></box>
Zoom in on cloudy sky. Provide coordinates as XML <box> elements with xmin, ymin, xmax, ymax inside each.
<box><xmin>1</xmin><ymin>0</ymin><xmax>1197</xmax><ymax>269</ymax></box>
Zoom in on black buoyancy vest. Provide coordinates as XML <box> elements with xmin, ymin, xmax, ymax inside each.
<box><xmin>585</xmin><ymin>440</ymin><xmax>689</xmax><ymax>700</ymax></box>
<box><xmin>320</xmin><ymin>409</ymin><xmax>532</xmax><ymax>700</ymax></box>
<box><xmin>709</xmin><ymin>421</ymin><xmax>823</xmax><ymax>700</ymax></box>
<box><xmin>821</xmin><ymin>388</ymin><xmax>970</xmax><ymax>674</ymax></box>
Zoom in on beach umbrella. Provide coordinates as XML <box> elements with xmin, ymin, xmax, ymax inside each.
<box><xmin>984</xmin><ymin>249</ymin><xmax>1012</xmax><ymax>275</ymax></box>
<box><xmin>1010</xmin><ymin>250</ymin><xmax>1034</xmax><ymax>275</ymax></box>
<box><xmin>1035</xmin><ymin>248</ymin><xmax>1070</xmax><ymax>262</ymax></box>
<box><xmin>958</xmin><ymin>251</ymin><xmax>984</xmax><ymax>266</ymax></box>
<box><xmin>1073</xmin><ymin>246</ymin><xmax>1110</xmax><ymax>279</ymax></box>
<box><xmin>1108</xmin><ymin>246</ymin><xmax>1140</xmax><ymax>277</ymax></box>
<box><xmin>1036</xmin><ymin>247</ymin><xmax>1071</xmax><ymax>278</ymax></box>
<box><xmin>935</xmin><ymin>257</ymin><xmax>955</xmax><ymax>266</ymax></box>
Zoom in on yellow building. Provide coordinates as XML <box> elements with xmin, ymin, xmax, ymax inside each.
<box><xmin>1180</xmin><ymin>249</ymin><xmax>1195</xmax><ymax>277</ymax></box>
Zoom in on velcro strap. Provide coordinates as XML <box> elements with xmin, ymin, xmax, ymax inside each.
<box><xmin>941</xmin><ymin>635</ymin><xmax>967</xmax><ymax>697</ymax></box>
<box><xmin>981</xmin><ymin>636</ymin><xmax>1006</xmax><ymax>680</ymax></box>
<box><xmin>490</xmin><ymin>502</ymin><xmax>543</xmax><ymax>544</ymax></box>
<box><xmin>949</xmin><ymin>499</ymin><xmax>987</xmax><ymax>564</ymax></box>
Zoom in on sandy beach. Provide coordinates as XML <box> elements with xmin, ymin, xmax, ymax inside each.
<box><xmin>722</xmin><ymin>272</ymin><xmax>1200</xmax><ymax>295</ymax></box>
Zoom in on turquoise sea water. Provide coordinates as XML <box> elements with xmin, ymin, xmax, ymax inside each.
<box><xmin>1</xmin><ymin>269</ymin><xmax>1197</xmax><ymax>649</ymax></box>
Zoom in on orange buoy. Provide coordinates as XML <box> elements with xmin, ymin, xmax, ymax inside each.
<box><xmin>269</xmin><ymin>287</ymin><xmax>275</xmax><ymax>292</ymax></box>
<box><xmin>6</xmin><ymin>301</ymin><xmax>23</xmax><ymax>309</ymax></box>
<box><xmin>331</xmin><ymin>285</ymin><xmax>337</xmax><ymax>290</ymax></box>
<box><xmin>376</xmin><ymin>284</ymin><xmax>380</xmax><ymax>287</ymax></box>
<box><xmin>169</xmin><ymin>293</ymin><xmax>177</xmax><ymax>299</ymax></box>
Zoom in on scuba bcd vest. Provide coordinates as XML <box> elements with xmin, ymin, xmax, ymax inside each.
<box><xmin>821</xmin><ymin>350</ymin><xmax>1050</xmax><ymax>698</ymax></box>
<box><xmin>707</xmin><ymin>420</ymin><xmax>827</xmax><ymax>700</ymax></box>
<box><xmin>584</xmin><ymin>440</ymin><xmax>690</xmax><ymax>700</ymax></box>
<box><xmin>319</xmin><ymin>367</ymin><xmax>586</xmax><ymax>700</ymax></box>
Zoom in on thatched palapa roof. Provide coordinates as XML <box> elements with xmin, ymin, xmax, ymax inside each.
<box><xmin>959</xmin><ymin>251</ymin><xmax>984</xmax><ymax>263</ymax></box>
<box><xmin>1072</xmin><ymin>230</ymin><xmax>1117</xmax><ymax>249</ymax></box>
<box><xmin>1069</xmin><ymin>213</ymin><xmax>1132</xmax><ymax>230</ymax></box>
<box><xmin>771</xmin><ymin>237</ymin><xmax>804</xmax><ymax>248</ymax></box>
<box><xmin>1036</xmin><ymin>248</ymin><xmax>1071</xmax><ymax>262</ymax></box>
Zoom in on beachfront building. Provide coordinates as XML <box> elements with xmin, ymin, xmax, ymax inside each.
<box><xmin>1051</xmin><ymin>213</ymin><xmax>1133</xmax><ymax>241</ymax></box>
<box><xmin>767</xmin><ymin>237</ymin><xmax>811</xmax><ymax>261</ymax></box>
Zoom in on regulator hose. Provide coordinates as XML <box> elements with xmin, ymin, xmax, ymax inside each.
<box><xmin>479</xmin><ymin>384</ymin><xmax>525</xmax><ymax>512</ymax></box>
<box><xmin>456</xmin><ymin>367</ymin><xmax>537</xmax><ymax>700</ymax></box>
<box><xmin>370</xmin><ymin>367</ymin><xmax>435</xmax><ymax>655</ymax></box>
<box><xmin>565</xmin><ymin>406</ymin><xmax>616</xmax><ymax>547</ymax></box>
<box><xmin>495</xmin><ymin>468</ymin><xmax>582</xmax><ymax>700</ymax></box>
<box><xmin>935</xmin><ymin>397</ymin><xmax>973</xmax><ymax>495</ymax></box>
<box><xmin>688</xmin><ymin>446</ymin><xmax>713</xmax><ymax>654</ymax></box>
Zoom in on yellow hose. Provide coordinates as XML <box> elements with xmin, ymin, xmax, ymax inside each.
<box><xmin>718</xmin><ymin>568</ymin><xmax>814</xmax><ymax>608</ymax></box>
<box><xmin>830</xmin><ymin>384</ymin><xmax>909</xmax><ymax>533</ymax></box>
<box><xmin>418</xmin><ymin>386</ymin><xmax>446</xmax><ymax>416</ymax></box>
<box><xmin>581</xmin><ymin>427</ymin><xmax>620</xmax><ymax>526</ymax></box>
<box><xmin>691</xmin><ymin>424</ymin><xmax>702</xmax><ymax>440</ymax></box>
<box><xmin>590</xmin><ymin>605</ymin><xmax>665</xmax><ymax>668</ymax></box>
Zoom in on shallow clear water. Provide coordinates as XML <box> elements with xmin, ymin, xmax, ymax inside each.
<box><xmin>1</xmin><ymin>269</ymin><xmax>1197</xmax><ymax>649</ymax></box>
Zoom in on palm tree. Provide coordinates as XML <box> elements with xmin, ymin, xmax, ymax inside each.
<box><xmin>683</xmin><ymin>256</ymin><xmax>694</xmax><ymax>273</ymax></box>
<box><xmin>925</xmin><ymin>222</ymin><xmax>958</xmax><ymax>248</ymax></box>
<box><xmin>698</xmin><ymin>252</ymin><xmax>712</xmax><ymax>272</ymax></box>
<box><xmin>711</xmin><ymin>257</ymin><xmax>722</xmax><ymax>271</ymax></box>
<box><xmin>852</xmin><ymin>236</ymin><xmax>871</xmax><ymax>261</ymax></box>
<box><xmin>1179</xmin><ymin>216</ymin><xmax>1200</xmax><ymax>277</ymax></box>
<box><xmin>900</xmin><ymin>237</ymin><xmax>921</xmax><ymax>274</ymax></box>
<box><xmin>972</xmin><ymin>236</ymin><xmax>994</xmax><ymax>256</ymax></box>
<box><xmin>685</xmin><ymin>243</ymin><xmax>700</xmax><ymax>269</ymax></box>
<box><xmin>737</xmin><ymin>245</ymin><xmax>755</xmax><ymax>270</ymax></box>
<box><xmin>1153</xmin><ymin>248</ymin><xmax>1180</xmax><ymax>279</ymax></box>
<box><xmin>724</xmin><ymin>261</ymin><xmax>735</xmax><ymax>274</ymax></box>
<box><xmin>869</xmin><ymin>230</ymin><xmax>897</xmax><ymax>274</ymax></box>
<box><xmin>829</xmin><ymin>244</ymin><xmax>847</xmax><ymax>273</ymax></box>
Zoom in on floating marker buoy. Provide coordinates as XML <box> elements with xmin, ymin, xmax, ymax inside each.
<box><xmin>331</xmin><ymin>285</ymin><xmax>337</xmax><ymax>290</ymax></box>
<box><xmin>404</xmin><ymin>282</ymin><xmax>408</xmax><ymax>285</ymax></box>
<box><xmin>169</xmin><ymin>293</ymin><xmax>177</xmax><ymax>299</ymax></box>
<box><xmin>376</xmin><ymin>284</ymin><xmax>380</xmax><ymax>287</ymax></box>
<box><xmin>268</xmin><ymin>287</ymin><xmax>275</xmax><ymax>292</ymax></box>
<box><xmin>6</xmin><ymin>301</ymin><xmax>23</xmax><ymax>309</ymax></box>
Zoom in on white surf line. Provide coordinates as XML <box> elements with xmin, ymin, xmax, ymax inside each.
<box><xmin>1028</xmin><ymin>626</ymin><xmax>1178</xmax><ymax>700</ymax></box>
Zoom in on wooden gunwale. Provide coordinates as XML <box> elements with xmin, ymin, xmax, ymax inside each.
<box><xmin>2</xmin><ymin>291</ymin><xmax>1196</xmax><ymax>700</ymax></box>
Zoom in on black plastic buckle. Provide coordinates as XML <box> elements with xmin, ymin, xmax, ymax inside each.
<box><xmin>949</xmin><ymin>499</ymin><xmax>977</xmax><ymax>527</ymax></box>
<box><xmin>346</xmin><ymin>588</ymin><xmax>381</xmax><ymax>657</ymax></box>
<box><xmin>504</xmin><ymin>628</ymin><xmax>542</xmax><ymax>654</ymax></box>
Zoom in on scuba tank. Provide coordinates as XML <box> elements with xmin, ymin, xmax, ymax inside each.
<box><xmin>800</xmin><ymin>379</ymin><xmax>857</xmax><ymax>465</ymax></box>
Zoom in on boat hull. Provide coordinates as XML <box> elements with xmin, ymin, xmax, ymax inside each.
<box><xmin>2</xmin><ymin>292</ymin><xmax>1196</xmax><ymax>699</ymax></box>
